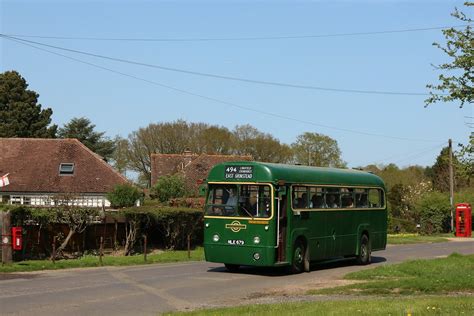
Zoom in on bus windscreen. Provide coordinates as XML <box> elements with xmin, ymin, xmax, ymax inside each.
<box><xmin>206</xmin><ymin>184</ymin><xmax>271</xmax><ymax>218</ymax></box>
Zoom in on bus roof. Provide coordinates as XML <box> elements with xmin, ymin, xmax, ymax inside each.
<box><xmin>207</xmin><ymin>161</ymin><xmax>385</xmax><ymax>188</ymax></box>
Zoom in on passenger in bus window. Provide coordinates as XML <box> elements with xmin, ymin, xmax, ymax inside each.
<box><xmin>225</xmin><ymin>188</ymin><xmax>237</xmax><ymax>206</ymax></box>
<box><xmin>297</xmin><ymin>193</ymin><xmax>307</xmax><ymax>208</ymax></box>
<box><xmin>292</xmin><ymin>193</ymin><xmax>298</xmax><ymax>208</ymax></box>
<box><xmin>326</xmin><ymin>194</ymin><xmax>338</xmax><ymax>208</ymax></box>
<box><xmin>356</xmin><ymin>195</ymin><xmax>368</xmax><ymax>208</ymax></box>
<box><xmin>312</xmin><ymin>195</ymin><xmax>324</xmax><ymax>208</ymax></box>
<box><xmin>342</xmin><ymin>196</ymin><xmax>354</xmax><ymax>208</ymax></box>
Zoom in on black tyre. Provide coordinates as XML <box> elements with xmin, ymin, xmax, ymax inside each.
<box><xmin>225</xmin><ymin>264</ymin><xmax>240</xmax><ymax>272</ymax></box>
<box><xmin>291</xmin><ymin>239</ymin><xmax>305</xmax><ymax>274</ymax></box>
<box><xmin>356</xmin><ymin>234</ymin><xmax>371</xmax><ymax>265</ymax></box>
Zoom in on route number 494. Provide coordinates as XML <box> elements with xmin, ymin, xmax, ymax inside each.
<box><xmin>226</xmin><ymin>167</ymin><xmax>237</xmax><ymax>173</ymax></box>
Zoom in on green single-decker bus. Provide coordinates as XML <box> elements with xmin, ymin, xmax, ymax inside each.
<box><xmin>203</xmin><ymin>161</ymin><xmax>387</xmax><ymax>273</ymax></box>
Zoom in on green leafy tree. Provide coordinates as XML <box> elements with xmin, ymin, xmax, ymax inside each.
<box><xmin>373</xmin><ymin>164</ymin><xmax>429</xmax><ymax>192</ymax></box>
<box><xmin>426</xmin><ymin>2</ymin><xmax>473</xmax><ymax>107</ymax></box>
<box><xmin>111</xmin><ymin>136</ymin><xmax>130</xmax><ymax>175</ymax></box>
<box><xmin>291</xmin><ymin>132</ymin><xmax>346</xmax><ymax>167</ymax></box>
<box><xmin>191</xmin><ymin>125</ymin><xmax>235</xmax><ymax>154</ymax></box>
<box><xmin>232</xmin><ymin>124</ymin><xmax>293</xmax><ymax>163</ymax></box>
<box><xmin>58</xmin><ymin>117</ymin><xmax>116</xmax><ymax>160</ymax></box>
<box><xmin>0</xmin><ymin>71</ymin><xmax>57</xmax><ymax>137</ymax></box>
<box><xmin>151</xmin><ymin>174</ymin><xmax>188</xmax><ymax>202</ymax></box>
<box><xmin>430</xmin><ymin>147</ymin><xmax>469</xmax><ymax>192</ymax></box>
<box><xmin>456</xmin><ymin>133</ymin><xmax>473</xmax><ymax>185</ymax></box>
<box><xmin>107</xmin><ymin>183</ymin><xmax>142</xmax><ymax>208</ymax></box>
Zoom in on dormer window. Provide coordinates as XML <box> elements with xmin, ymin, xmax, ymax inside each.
<box><xmin>59</xmin><ymin>163</ymin><xmax>75</xmax><ymax>175</ymax></box>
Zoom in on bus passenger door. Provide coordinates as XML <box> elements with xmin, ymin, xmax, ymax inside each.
<box><xmin>277</xmin><ymin>188</ymin><xmax>288</xmax><ymax>263</ymax></box>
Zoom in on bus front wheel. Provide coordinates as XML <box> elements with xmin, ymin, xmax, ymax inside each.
<box><xmin>291</xmin><ymin>239</ymin><xmax>306</xmax><ymax>274</ymax></box>
<box><xmin>356</xmin><ymin>234</ymin><xmax>371</xmax><ymax>265</ymax></box>
<box><xmin>225</xmin><ymin>264</ymin><xmax>240</xmax><ymax>272</ymax></box>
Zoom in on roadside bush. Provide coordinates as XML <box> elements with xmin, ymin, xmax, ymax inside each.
<box><xmin>116</xmin><ymin>206</ymin><xmax>203</xmax><ymax>254</ymax></box>
<box><xmin>150</xmin><ymin>174</ymin><xmax>188</xmax><ymax>202</ymax></box>
<box><xmin>416</xmin><ymin>191</ymin><xmax>451</xmax><ymax>234</ymax></box>
<box><xmin>107</xmin><ymin>183</ymin><xmax>143</xmax><ymax>208</ymax></box>
<box><xmin>389</xmin><ymin>217</ymin><xmax>418</xmax><ymax>234</ymax></box>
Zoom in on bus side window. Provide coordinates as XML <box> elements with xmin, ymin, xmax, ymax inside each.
<box><xmin>341</xmin><ymin>188</ymin><xmax>354</xmax><ymax>208</ymax></box>
<box><xmin>310</xmin><ymin>187</ymin><xmax>324</xmax><ymax>209</ymax></box>
<box><xmin>368</xmin><ymin>189</ymin><xmax>381</xmax><ymax>208</ymax></box>
<box><xmin>292</xmin><ymin>186</ymin><xmax>308</xmax><ymax>209</ymax></box>
<box><xmin>325</xmin><ymin>188</ymin><xmax>340</xmax><ymax>208</ymax></box>
<box><xmin>355</xmin><ymin>188</ymin><xmax>369</xmax><ymax>208</ymax></box>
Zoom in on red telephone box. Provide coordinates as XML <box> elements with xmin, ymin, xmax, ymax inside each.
<box><xmin>455</xmin><ymin>203</ymin><xmax>472</xmax><ymax>237</ymax></box>
<box><xmin>11</xmin><ymin>227</ymin><xmax>22</xmax><ymax>250</ymax></box>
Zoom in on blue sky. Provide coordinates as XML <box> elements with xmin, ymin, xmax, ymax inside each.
<box><xmin>1</xmin><ymin>0</ymin><xmax>472</xmax><ymax>168</ymax></box>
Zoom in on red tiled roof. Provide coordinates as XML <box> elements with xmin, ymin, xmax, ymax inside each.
<box><xmin>0</xmin><ymin>138</ymin><xmax>128</xmax><ymax>194</ymax></box>
<box><xmin>150</xmin><ymin>153</ymin><xmax>199</xmax><ymax>186</ymax></box>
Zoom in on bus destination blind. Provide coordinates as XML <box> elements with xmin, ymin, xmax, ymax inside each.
<box><xmin>224</xmin><ymin>166</ymin><xmax>253</xmax><ymax>179</ymax></box>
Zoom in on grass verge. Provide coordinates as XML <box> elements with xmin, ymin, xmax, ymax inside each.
<box><xmin>167</xmin><ymin>296</ymin><xmax>474</xmax><ymax>316</ymax></box>
<box><xmin>0</xmin><ymin>247</ymin><xmax>204</xmax><ymax>273</ymax></box>
<box><xmin>387</xmin><ymin>233</ymin><xmax>451</xmax><ymax>245</ymax></box>
<box><xmin>311</xmin><ymin>253</ymin><xmax>474</xmax><ymax>296</ymax></box>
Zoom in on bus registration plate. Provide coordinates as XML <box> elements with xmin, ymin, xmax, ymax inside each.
<box><xmin>227</xmin><ymin>239</ymin><xmax>245</xmax><ymax>245</ymax></box>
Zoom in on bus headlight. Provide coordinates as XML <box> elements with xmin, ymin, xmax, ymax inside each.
<box><xmin>253</xmin><ymin>252</ymin><xmax>260</xmax><ymax>260</ymax></box>
<box><xmin>264</xmin><ymin>225</ymin><xmax>269</xmax><ymax>231</ymax></box>
<box><xmin>212</xmin><ymin>234</ymin><xmax>220</xmax><ymax>242</ymax></box>
<box><xmin>205</xmin><ymin>223</ymin><xmax>210</xmax><ymax>228</ymax></box>
<box><xmin>253</xmin><ymin>236</ymin><xmax>260</xmax><ymax>244</ymax></box>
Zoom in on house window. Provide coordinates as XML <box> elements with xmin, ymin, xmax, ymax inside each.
<box><xmin>10</xmin><ymin>196</ymin><xmax>21</xmax><ymax>204</ymax></box>
<box><xmin>23</xmin><ymin>196</ymin><xmax>31</xmax><ymax>205</ymax></box>
<box><xmin>59</xmin><ymin>163</ymin><xmax>75</xmax><ymax>175</ymax></box>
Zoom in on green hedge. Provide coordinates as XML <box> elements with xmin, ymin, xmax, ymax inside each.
<box><xmin>416</xmin><ymin>192</ymin><xmax>452</xmax><ymax>234</ymax></box>
<box><xmin>117</xmin><ymin>206</ymin><xmax>203</xmax><ymax>250</ymax></box>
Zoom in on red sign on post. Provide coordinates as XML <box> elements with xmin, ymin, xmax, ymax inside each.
<box><xmin>11</xmin><ymin>227</ymin><xmax>22</xmax><ymax>250</ymax></box>
<box><xmin>455</xmin><ymin>203</ymin><xmax>472</xmax><ymax>238</ymax></box>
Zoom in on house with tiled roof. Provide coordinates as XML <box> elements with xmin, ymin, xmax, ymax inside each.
<box><xmin>151</xmin><ymin>151</ymin><xmax>252</xmax><ymax>194</ymax></box>
<box><xmin>0</xmin><ymin>138</ymin><xmax>129</xmax><ymax>207</ymax></box>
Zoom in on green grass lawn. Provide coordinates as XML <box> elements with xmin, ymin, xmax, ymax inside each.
<box><xmin>167</xmin><ymin>296</ymin><xmax>474</xmax><ymax>316</ymax></box>
<box><xmin>169</xmin><ymin>253</ymin><xmax>474</xmax><ymax>315</ymax></box>
<box><xmin>387</xmin><ymin>233</ymin><xmax>451</xmax><ymax>245</ymax></box>
<box><xmin>0</xmin><ymin>247</ymin><xmax>204</xmax><ymax>273</ymax></box>
<box><xmin>312</xmin><ymin>253</ymin><xmax>474</xmax><ymax>296</ymax></box>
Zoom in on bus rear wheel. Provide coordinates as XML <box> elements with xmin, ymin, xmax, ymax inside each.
<box><xmin>290</xmin><ymin>239</ymin><xmax>306</xmax><ymax>274</ymax></box>
<box><xmin>225</xmin><ymin>264</ymin><xmax>240</xmax><ymax>272</ymax></box>
<box><xmin>356</xmin><ymin>234</ymin><xmax>371</xmax><ymax>265</ymax></box>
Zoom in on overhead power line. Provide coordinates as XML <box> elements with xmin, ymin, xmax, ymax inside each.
<box><xmin>2</xmin><ymin>25</ymin><xmax>468</xmax><ymax>42</ymax></box>
<box><xmin>373</xmin><ymin>142</ymin><xmax>445</xmax><ymax>165</ymax></box>
<box><xmin>352</xmin><ymin>142</ymin><xmax>446</xmax><ymax>167</ymax></box>
<box><xmin>0</xmin><ymin>34</ymin><xmax>436</xmax><ymax>96</ymax></box>
<box><xmin>392</xmin><ymin>142</ymin><xmax>446</xmax><ymax>165</ymax></box>
<box><xmin>5</xmin><ymin>36</ymin><xmax>443</xmax><ymax>144</ymax></box>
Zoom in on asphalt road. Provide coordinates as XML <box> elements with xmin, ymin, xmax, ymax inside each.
<box><xmin>0</xmin><ymin>240</ymin><xmax>473</xmax><ymax>315</ymax></box>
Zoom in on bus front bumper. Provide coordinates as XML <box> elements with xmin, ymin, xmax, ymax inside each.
<box><xmin>204</xmin><ymin>243</ymin><xmax>277</xmax><ymax>267</ymax></box>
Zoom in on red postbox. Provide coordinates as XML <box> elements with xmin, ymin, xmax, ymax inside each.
<box><xmin>11</xmin><ymin>227</ymin><xmax>22</xmax><ymax>250</ymax></box>
<box><xmin>455</xmin><ymin>203</ymin><xmax>472</xmax><ymax>238</ymax></box>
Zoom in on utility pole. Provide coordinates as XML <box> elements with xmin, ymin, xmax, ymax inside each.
<box><xmin>448</xmin><ymin>139</ymin><xmax>454</xmax><ymax>232</ymax></box>
<box><xmin>1</xmin><ymin>210</ymin><xmax>12</xmax><ymax>264</ymax></box>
